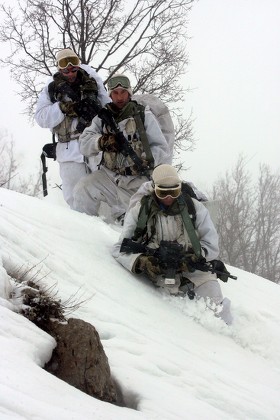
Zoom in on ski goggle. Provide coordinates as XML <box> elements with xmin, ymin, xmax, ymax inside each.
<box><xmin>155</xmin><ymin>185</ymin><xmax>181</xmax><ymax>199</ymax></box>
<box><xmin>107</xmin><ymin>75</ymin><xmax>131</xmax><ymax>90</ymax></box>
<box><xmin>57</xmin><ymin>56</ymin><xmax>80</xmax><ymax>69</ymax></box>
<box><xmin>60</xmin><ymin>66</ymin><xmax>79</xmax><ymax>75</ymax></box>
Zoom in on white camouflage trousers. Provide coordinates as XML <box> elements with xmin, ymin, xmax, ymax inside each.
<box><xmin>188</xmin><ymin>271</ymin><xmax>233</xmax><ymax>325</ymax></box>
<box><xmin>73</xmin><ymin>166</ymin><xmax>149</xmax><ymax>221</ymax></box>
<box><xmin>59</xmin><ymin>161</ymin><xmax>88</xmax><ymax>209</ymax></box>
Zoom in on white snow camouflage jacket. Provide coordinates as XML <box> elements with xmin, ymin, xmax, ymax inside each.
<box><xmin>112</xmin><ymin>195</ymin><xmax>220</xmax><ymax>273</ymax></box>
<box><xmin>34</xmin><ymin>64</ymin><xmax>111</xmax><ymax>164</ymax></box>
<box><xmin>78</xmin><ymin>103</ymin><xmax>172</xmax><ymax>173</ymax></box>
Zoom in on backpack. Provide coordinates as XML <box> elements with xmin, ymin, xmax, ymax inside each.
<box><xmin>131</xmin><ymin>94</ymin><xmax>175</xmax><ymax>154</ymax></box>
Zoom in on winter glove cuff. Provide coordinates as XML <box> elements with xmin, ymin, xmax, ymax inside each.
<box><xmin>98</xmin><ymin>134</ymin><xmax>120</xmax><ymax>152</ymax></box>
<box><xmin>59</xmin><ymin>101</ymin><xmax>79</xmax><ymax>117</ymax></box>
<box><xmin>134</xmin><ymin>254</ymin><xmax>161</xmax><ymax>281</ymax></box>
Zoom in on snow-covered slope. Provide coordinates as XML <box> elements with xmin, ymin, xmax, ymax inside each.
<box><xmin>0</xmin><ymin>188</ymin><xmax>280</xmax><ymax>420</ymax></box>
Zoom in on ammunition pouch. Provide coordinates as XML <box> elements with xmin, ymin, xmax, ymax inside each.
<box><xmin>53</xmin><ymin>116</ymin><xmax>80</xmax><ymax>142</ymax></box>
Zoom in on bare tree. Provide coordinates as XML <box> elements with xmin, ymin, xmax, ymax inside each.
<box><xmin>212</xmin><ymin>156</ymin><xmax>280</xmax><ymax>284</ymax></box>
<box><xmin>0</xmin><ymin>0</ymin><xmax>195</xmax><ymax>152</ymax></box>
<box><xmin>253</xmin><ymin>164</ymin><xmax>280</xmax><ymax>282</ymax></box>
<box><xmin>0</xmin><ymin>131</ymin><xmax>42</xmax><ymax>196</ymax></box>
<box><xmin>212</xmin><ymin>156</ymin><xmax>256</xmax><ymax>272</ymax></box>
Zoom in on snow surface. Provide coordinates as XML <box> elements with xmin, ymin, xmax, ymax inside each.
<box><xmin>0</xmin><ymin>188</ymin><xmax>280</xmax><ymax>420</ymax></box>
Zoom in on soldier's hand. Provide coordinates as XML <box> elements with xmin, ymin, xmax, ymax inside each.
<box><xmin>53</xmin><ymin>72</ymin><xmax>67</xmax><ymax>87</ymax></box>
<box><xmin>59</xmin><ymin>101</ymin><xmax>79</xmax><ymax>117</ymax></box>
<box><xmin>211</xmin><ymin>260</ymin><xmax>230</xmax><ymax>282</ymax></box>
<box><xmin>53</xmin><ymin>73</ymin><xmax>78</xmax><ymax>101</ymax></box>
<box><xmin>135</xmin><ymin>255</ymin><xmax>161</xmax><ymax>281</ymax></box>
<box><xmin>76</xmin><ymin>98</ymin><xmax>98</xmax><ymax>121</ymax></box>
<box><xmin>179</xmin><ymin>248</ymin><xmax>205</xmax><ymax>272</ymax></box>
<box><xmin>98</xmin><ymin>134</ymin><xmax>120</xmax><ymax>152</ymax></box>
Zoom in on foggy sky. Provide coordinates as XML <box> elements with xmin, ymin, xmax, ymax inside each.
<box><xmin>182</xmin><ymin>0</ymin><xmax>280</xmax><ymax>191</ymax></box>
<box><xmin>0</xmin><ymin>0</ymin><xmax>280</xmax><ymax>193</ymax></box>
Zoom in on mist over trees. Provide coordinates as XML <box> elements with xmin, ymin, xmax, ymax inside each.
<box><xmin>0</xmin><ymin>132</ymin><xmax>41</xmax><ymax>196</ymax></box>
<box><xmin>0</xmin><ymin>0</ymin><xmax>195</xmax><ymax>156</ymax></box>
<box><xmin>2</xmin><ymin>2</ymin><xmax>279</xmax><ymax>285</ymax></box>
<box><xmin>213</xmin><ymin>156</ymin><xmax>280</xmax><ymax>284</ymax></box>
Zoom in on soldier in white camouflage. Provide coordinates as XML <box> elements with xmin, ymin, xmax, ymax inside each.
<box><xmin>73</xmin><ymin>74</ymin><xmax>171</xmax><ymax>222</ymax></box>
<box><xmin>35</xmin><ymin>48</ymin><xmax>110</xmax><ymax>208</ymax></box>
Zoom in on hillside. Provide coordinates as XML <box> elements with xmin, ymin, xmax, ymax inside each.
<box><xmin>0</xmin><ymin>188</ymin><xmax>280</xmax><ymax>420</ymax></box>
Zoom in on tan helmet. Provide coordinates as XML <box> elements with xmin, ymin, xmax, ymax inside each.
<box><xmin>56</xmin><ymin>48</ymin><xmax>80</xmax><ymax>69</ymax></box>
<box><xmin>152</xmin><ymin>164</ymin><xmax>181</xmax><ymax>188</ymax></box>
<box><xmin>107</xmin><ymin>73</ymin><xmax>133</xmax><ymax>96</ymax></box>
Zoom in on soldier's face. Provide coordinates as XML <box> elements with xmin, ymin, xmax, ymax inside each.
<box><xmin>110</xmin><ymin>88</ymin><xmax>130</xmax><ymax>109</ymax></box>
<box><xmin>158</xmin><ymin>196</ymin><xmax>176</xmax><ymax>207</ymax></box>
<box><xmin>60</xmin><ymin>66</ymin><xmax>79</xmax><ymax>83</ymax></box>
<box><xmin>154</xmin><ymin>185</ymin><xmax>181</xmax><ymax>207</ymax></box>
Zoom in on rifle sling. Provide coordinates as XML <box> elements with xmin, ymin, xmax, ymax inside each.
<box><xmin>41</xmin><ymin>133</ymin><xmax>57</xmax><ymax>197</ymax></box>
<box><xmin>40</xmin><ymin>152</ymin><xmax>48</xmax><ymax>197</ymax></box>
<box><xmin>131</xmin><ymin>104</ymin><xmax>154</xmax><ymax>167</ymax></box>
<box><xmin>132</xmin><ymin>195</ymin><xmax>153</xmax><ymax>240</ymax></box>
<box><xmin>177</xmin><ymin>196</ymin><xmax>201</xmax><ymax>258</ymax></box>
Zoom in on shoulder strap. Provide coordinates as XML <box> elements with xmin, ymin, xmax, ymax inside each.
<box><xmin>131</xmin><ymin>102</ymin><xmax>155</xmax><ymax>168</ymax></box>
<box><xmin>132</xmin><ymin>195</ymin><xmax>153</xmax><ymax>241</ymax></box>
<box><xmin>79</xmin><ymin>69</ymin><xmax>98</xmax><ymax>96</ymax></box>
<box><xmin>182</xmin><ymin>191</ymin><xmax>197</xmax><ymax>225</ymax></box>
<box><xmin>177</xmin><ymin>195</ymin><xmax>201</xmax><ymax>258</ymax></box>
<box><xmin>137</xmin><ymin>102</ymin><xmax>145</xmax><ymax>124</ymax></box>
<box><xmin>181</xmin><ymin>181</ymin><xmax>198</xmax><ymax>199</ymax></box>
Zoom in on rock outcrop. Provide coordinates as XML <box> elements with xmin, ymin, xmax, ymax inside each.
<box><xmin>44</xmin><ymin>317</ymin><xmax>117</xmax><ymax>403</ymax></box>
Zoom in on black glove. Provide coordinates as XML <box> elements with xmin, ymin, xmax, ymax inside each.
<box><xmin>75</xmin><ymin>98</ymin><xmax>99</xmax><ymax>132</ymax></box>
<box><xmin>80</xmin><ymin>78</ymin><xmax>99</xmax><ymax>95</ymax></box>
<box><xmin>114</xmin><ymin>131</ymin><xmax>126</xmax><ymax>145</ymax></box>
<box><xmin>76</xmin><ymin>118</ymin><xmax>88</xmax><ymax>133</ymax></box>
<box><xmin>75</xmin><ymin>98</ymin><xmax>98</xmax><ymax>121</ymax></box>
<box><xmin>179</xmin><ymin>248</ymin><xmax>206</xmax><ymax>272</ymax></box>
<box><xmin>53</xmin><ymin>73</ymin><xmax>79</xmax><ymax>101</ymax></box>
<box><xmin>98</xmin><ymin>134</ymin><xmax>120</xmax><ymax>152</ymax></box>
<box><xmin>97</xmin><ymin>107</ymin><xmax>115</xmax><ymax>124</ymax></box>
<box><xmin>210</xmin><ymin>260</ymin><xmax>230</xmax><ymax>282</ymax></box>
<box><xmin>135</xmin><ymin>255</ymin><xmax>161</xmax><ymax>281</ymax></box>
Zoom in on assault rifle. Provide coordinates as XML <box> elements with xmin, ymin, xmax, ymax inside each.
<box><xmin>120</xmin><ymin>238</ymin><xmax>237</xmax><ymax>282</ymax></box>
<box><xmin>89</xmin><ymin>103</ymin><xmax>151</xmax><ymax>177</ymax></box>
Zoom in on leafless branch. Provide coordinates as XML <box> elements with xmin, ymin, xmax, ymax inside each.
<box><xmin>0</xmin><ymin>0</ymin><xmax>195</xmax><ymax>155</ymax></box>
